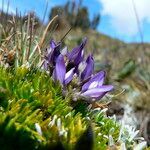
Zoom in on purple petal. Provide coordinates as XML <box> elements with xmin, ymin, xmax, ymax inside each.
<box><xmin>47</xmin><ymin>44</ymin><xmax>60</xmax><ymax>65</ymax></box>
<box><xmin>81</xmin><ymin>55</ymin><xmax>94</xmax><ymax>80</ymax></box>
<box><xmin>82</xmin><ymin>71</ymin><xmax>106</xmax><ymax>92</ymax></box>
<box><xmin>46</xmin><ymin>41</ymin><xmax>61</xmax><ymax>66</ymax></box>
<box><xmin>67</xmin><ymin>47</ymin><xmax>78</xmax><ymax>60</ymax></box>
<box><xmin>74</xmin><ymin>46</ymin><xmax>84</xmax><ymax>65</ymax></box>
<box><xmin>64</xmin><ymin>68</ymin><xmax>75</xmax><ymax>85</ymax></box>
<box><xmin>67</xmin><ymin>38</ymin><xmax>87</xmax><ymax>64</ymax></box>
<box><xmin>52</xmin><ymin>44</ymin><xmax>61</xmax><ymax>64</ymax></box>
<box><xmin>80</xmin><ymin>37</ymin><xmax>87</xmax><ymax>50</ymax></box>
<box><xmin>53</xmin><ymin>54</ymin><xmax>66</xmax><ymax>84</ymax></box>
<box><xmin>81</xmin><ymin>85</ymin><xmax>113</xmax><ymax>99</ymax></box>
<box><xmin>50</xmin><ymin>40</ymin><xmax>57</xmax><ymax>49</ymax></box>
<box><xmin>68</xmin><ymin>47</ymin><xmax>84</xmax><ymax>66</ymax></box>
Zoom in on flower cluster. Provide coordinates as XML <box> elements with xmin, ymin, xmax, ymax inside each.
<box><xmin>43</xmin><ymin>38</ymin><xmax>113</xmax><ymax>102</ymax></box>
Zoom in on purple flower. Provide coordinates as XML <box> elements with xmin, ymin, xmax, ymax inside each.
<box><xmin>48</xmin><ymin>40</ymin><xmax>61</xmax><ymax>65</ymax></box>
<box><xmin>80</xmin><ymin>71</ymin><xmax>113</xmax><ymax>101</ymax></box>
<box><xmin>67</xmin><ymin>38</ymin><xmax>87</xmax><ymax>66</ymax></box>
<box><xmin>43</xmin><ymin>38</ymin><xmax>114</xmax><ymax>103</ymax></box>
<box><xmin>80</xmin><ymin>55</ymin><xmax>94</xmax><ymax>81</ymax></box>
<box><xmin>53</xmin><ymin>54</ymin><xmax>74</xmax><ymax>85</ymax></box>
<box><xmin>43</xmin><ymin>40</ymin><xmax>61</xmax><ymax>70</ymax></box>
<box><xmin>64</xmin><ymin>67</ymin><xmax>75</xmax><ymax>85</ymax></box>
<box><xmin>50</xmin><ymin>39</ymin><xmax>57</xmax><ymax>49</ymax></box>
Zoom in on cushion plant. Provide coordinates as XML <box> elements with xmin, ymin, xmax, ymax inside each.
<box><xmin>0</xmin><ymin>38</ymin><xmax>147</xmax><ymax>150</ymax></box>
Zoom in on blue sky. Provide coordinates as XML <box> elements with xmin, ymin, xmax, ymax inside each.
<box><xmin>0</xmin><ymin>0</ymin><xmax>150</xmax><ymax>43</ymax></box>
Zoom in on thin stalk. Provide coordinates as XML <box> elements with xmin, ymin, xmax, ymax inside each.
<box><xmin>42</xmin><ymin>0</ymin><xmax>49</xmax><ymax>23</ymax></box>
<box><xmin>131</xmin><ymin>0</ymin><xmax>144</xmax><ymax>44</ymax></box>
<box><xmin>60</xmin><ymin>27</ymin><xmax>72</xmax><ymax>42</ymax></box>
<box><xmin>29</xmin><ymin>15</ymin><xmax>58</xmax><ymax>60</ymax></box>
<box><xmin>26</xmin><ymin>13</ymin><xmax>31</xmax><ymax>62</ymax></box>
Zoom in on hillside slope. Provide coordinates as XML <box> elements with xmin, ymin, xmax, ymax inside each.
<box><xmin>52</xmin><ymin>28</ymin><xmax>150</xmax><ymax>71</ymax></box>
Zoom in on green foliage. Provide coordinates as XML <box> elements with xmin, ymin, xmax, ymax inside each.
<box><xmin>0</xmin><ymin>67</ymin><xmax>86</xmax><ymax>149</ymax></box>
<box><xmin>0</xmin><ymin>67</ymin><xmax>85</xmax><ymax>149</ymax></box>
<box><xmin>115</xmin><ymin>59</ymin><xmax>136</xmax><ymax>81</ymax></box>
<box><xmin>0</xmin><ymin>67</ymin><xmax>145</xmax><ymax>149</ymax></box>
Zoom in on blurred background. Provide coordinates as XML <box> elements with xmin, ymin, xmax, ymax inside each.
<box><xmin>0</xmin><ymin>0</ymin><xmax>150</xmax><ymax>146</ymax></box>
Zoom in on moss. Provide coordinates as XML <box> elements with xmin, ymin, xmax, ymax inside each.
<box><xmin>0</xmin><ymin>67</ymin><xmax>146</xmax><ymax>149</ymax></box>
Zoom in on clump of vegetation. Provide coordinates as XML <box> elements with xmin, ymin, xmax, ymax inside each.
<box><xmin>0</xmin><ymin>67</ymin><xmax>146</xmax><ymax>149</ymax></box>
<box><xmin>0</xmin><ymin>5</ymin><xmax>148</xmax><ymax>150</ymax></box>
